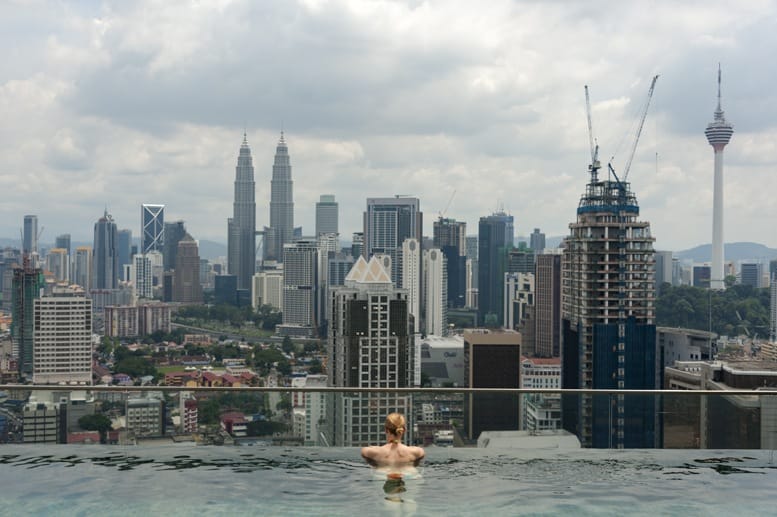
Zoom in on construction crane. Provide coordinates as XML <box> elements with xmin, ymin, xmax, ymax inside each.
<box><xmin>615</xmin><ymin>75</ymin><xmax>659</xmax><ymax>182</ymax></box>
<box><xmin>438</xmin><ymin>189</ymin><xmax>457</xmax><ymax>219</ymax></box>
<box><xmin>584</xmin><ymin>85</ymin><xmax>601</xmax><ymax>181</ymax></box>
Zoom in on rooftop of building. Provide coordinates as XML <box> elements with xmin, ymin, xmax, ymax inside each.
<box><xmin>463</xmin><ymin>329</ymin><xmax>521</xmax><ymax>345</ymax></box>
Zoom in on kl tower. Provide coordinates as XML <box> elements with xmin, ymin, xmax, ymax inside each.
<box><xmin>705</xmin><ymin>65</ymin><xmax>734</xmax><ymax>290</ymax></box>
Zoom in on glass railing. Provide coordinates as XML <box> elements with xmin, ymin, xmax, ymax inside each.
<box><xmin>2</xmin><ymin>386</ymin><xmax>776</xmax><ymax>450</ymax></box>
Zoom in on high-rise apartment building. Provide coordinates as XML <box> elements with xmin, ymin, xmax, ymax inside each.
<box><xmin>163</xmin><ymin>220</ymin><xmax>187</xmax><ymax>271</ymax></box>
<box><xmin>92</xmin><ymin>211</ymin><xmax>119</xmax><ymax>291</ymax></box>
<box><xmin>32</xmin><ymin>287</ymin><xmax>92</xmax><ymax>385</ymax></box>
<box><xmin>281</xmin><ymin>240</ymin><xmax>319</xmax><ymax>336</ymax></box>
<box><xmin>434</xmin><ymin>217</ymin><xmax>467</xmax><ymax>308</ymax></box>
<box><xmin>401</xmin><ymin>238</ymin><xmax>421</xmax><ymax>334</ymax></box>
<box><xmin>705</xmin><ymin>66</ymin><xmax>734</xmax><ymax>290</ymax></box>
<box><xmin>264</xmin><ymin>133</ymin><xmax>294</xmax><ymax>262</ymax></box>
<box><xmin>561</xmin><ymin>163</ymin><xmax>657</xmax><ymax>448</ymax></box>
<box><xmin>133</xmin><ymin>254</ymin><xmax>153</xmax><ymax>300</ymax></box>
<box><xmin>423</xmin><ymin>248</ymin><xmax>448</xmax><ymax>336</ymax></box>
<box><xmin>23</xmin><ymin>215</ymin><xmax>38</xmax><ymax>255</ymax></box>
<box><xmin>534</xmin><ymin>253</ymin><xmax>562</xmax><ymax>358</ymax></box>
<box><xmin>228</xmin><ymin>135</ymin><xmax>257</xmax><ymax>289</ymax></box>
<box><xmin>478</xmin><ymin>212</ymin><xmax>514</xmax><ymax>327</ymax></box>
<box><xmin>174</xmin><ymin>233</ymin><xmax>202</xmax><ymax>304</ymax></box>
<box><xmin>327</xmin><ymin>256</ymin><xmax>415</xmax><ymax>446</ymax></box>
<box><xmin>504</xmin><ymin>272</ymin><xmax>534</xmax><ymax>332</ymax></box>
<box><xmin>364</xmin><ymin>196</ymin><xmax>422</xmax><ymax>288</ymax></box>
<box><xmin>141</xmin><ymin>204</ymin><xmax>165</xmax><ymax>254</ymax></box>
<box><xmin>11</xmin><ymin>264</ymin><xmax>44</xmax><ymax>380</ymax></box>
<box><xmin>315</xmin><ymin>195</ymin><xmax>338</xmax><ymax>237</ymax></box>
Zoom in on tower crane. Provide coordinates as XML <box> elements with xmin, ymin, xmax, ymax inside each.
<box><xmin>610</xmin><ymin>75</ymin><xmax>659</xmax><ymax>183</ymax></box>
<box><xmin>438</xmin><ymin>189</ymin><xmax>457</xmax><ymax>219</ymax></box>
<box><xmin>584</xmin><ymin>85</ymin><xmax>601</xmax><ymax>182</ymax></box>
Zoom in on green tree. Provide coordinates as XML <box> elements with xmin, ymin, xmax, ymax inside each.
<box><xmin>78</xmin><ymin>414</ymin><xmax>113</xmax><ymax>443</ymax></box>
<box><xmin>281</xmin><ymin>336</ymin><xmax>294</xmax><ymax>355</ymax></box>
<box><xmin>114</xmin><ymin>356</ymin><xmax>157</xmax><ymax>378</ymax></box>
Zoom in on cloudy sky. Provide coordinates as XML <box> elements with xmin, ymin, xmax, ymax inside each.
<box><xmin>2</xmin><ymin>0</ymin><xmax>776</xmax><ymax>252</ymax></box>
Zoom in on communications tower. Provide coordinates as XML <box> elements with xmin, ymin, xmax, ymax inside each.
<box><xmin>704</xmin><ymin>65</ymin><xmax>734</xmax><ymax>290</ymax></box>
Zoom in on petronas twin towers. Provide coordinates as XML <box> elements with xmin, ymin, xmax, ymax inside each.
<box><xmin>227</xmin><ymin>132</ymin><xmax>294</xmax><ymax>290</ymax></box>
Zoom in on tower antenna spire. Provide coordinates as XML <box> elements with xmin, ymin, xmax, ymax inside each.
<box><xmin>717</xmin><ymin>63</ymin><xmax>722</xmax><ymax>113</ymax></box>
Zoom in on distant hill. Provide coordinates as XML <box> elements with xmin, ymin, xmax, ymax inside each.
<box><xmin>674</xmin><ymin>242</ymin><xmax>777</xmax><ymax>263</ymax></box>
<box><xmin>0</xmin><ymin>237</ymin><xmax>228</xmax><ymax>261</ymax></box>
<box><xmin>197</xmin><ymin>240</ymin><xmax>227</xmax><ymax>260</ymax></box>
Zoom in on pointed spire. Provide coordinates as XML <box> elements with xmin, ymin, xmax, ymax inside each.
<box><xmin>242</xmin><ymin>131</ymin><xmax>248</xmax><ymax>146</ymax></box>
<box><xmin>714</xmin><ymin>63</ymin><xmax>726</xmax><ymax>122</ymax></box>
<box><xmin>279</xmin><ymin>130</ymin><xmax>285</xmax><ymax>145</ymax></box>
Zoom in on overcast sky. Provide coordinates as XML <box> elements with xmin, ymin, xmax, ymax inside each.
<box><xmin>2</xmin><ymin>0</ymin><xmax>776</xmax><ymax>252</ymax></box>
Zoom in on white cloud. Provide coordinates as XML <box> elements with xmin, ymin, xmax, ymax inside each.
<box><xmin>0</xmin><ymin>0</ymin><xmax>776</xmax><ymax>252</ymax></box>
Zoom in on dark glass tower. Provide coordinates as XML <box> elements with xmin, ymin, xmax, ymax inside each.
<box><xmin>227</xmin><ymin>134</ymin><xmax>256</xmax><ymax>290</ymax></box>
<box><xmin>433</xmin><ymin>217</ymin><xmax>467</xmax><ymax>308</ymax></box>
<box><xmin>264</xmin><ymin>133</ymin><xmax>294</xmax><ymax>262</ymax></box>
<box><xmin>11</xmin><ymin>264</ymin><xmax>44</xmax><ymax>380</ymax></box>
<box><xmin>163</xmin><ymin>220</ymin><xmax>187</xmax><ymax>271</ymax></box>
<box><xmin>92</xmin><ymin>210</ymin><xmax>119</xmax><ymax>290</ymax></box>
<box><xmin>477</xmin><ymin>212</ymin><xmax>514</xmax><ymax>327</ymax></box>
<box><xmin>363</xmin><ymin>196</ymin><xmax>422</xmax><ymax>288</ymax></box>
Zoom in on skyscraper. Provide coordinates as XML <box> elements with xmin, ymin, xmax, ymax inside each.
<box><xmin>530</xmin><ymin>228</ymin><xmax>546</xmax><ymax>253</ymax></box>
<box><xmin>141</xmin><ymin>204</ymin><xmax>165</xmax><ymax>254</ymax></box>
<box><xmin>315</xmin><ymin>194</ymin><xmax>338</xmax><ymax>237</ymax></box>
<box><xmin>73</xmin><ymin>246</ymin><xmax>92</xmax><ymax>292</ymax></box>
<box><xmin>364</xmin><ymin>196</ymin><xmax>422</xmax><ymax>288</ymax></box>
<box><xmin>478</xmin><ymin>211</ymin><xmax>514</xmax><ymax>327</ymax></box>
<box><xmin>327</xmin><ymin>256</ymin><xmax>414</xmax><ymax>446</ymax></box>
<box><xmin>55</xmin><ymin>234</ymin><xmax>71</xmax><ymax>255</ymax></box>
<box><xmin>163</xmin><ymin>220</ymin><xmax>187</xmax><ymax>271</ymax></box>
<box><xmin>561</xmin><ymin>160</ymin><xmax>657</xmax><ymax>448</ymax></box>
<box><xmin>227</xmin><ymin>134</ymin><xmax>257</xmax><ymax>290</ymax></box>
<box><xmin>401</xmin><ymin>238</ymin><xmax>421</xmax><ymax>334</ymax></box>
<box><xmin>433</xmin><ymin>217</ymin><xmax>467</xmax><ymax>308</ymax></box>
<box><xmin>174</xmin><ymin>233</ymin><xmax>203</xmax><ymax>304</ymax></box>
<box><xmin>264</xmin><ymin>133</ymin><xmax>294</xmax><ymax>262</ymax></box>
<box><xmin>46</xmin><ymin>248</ymin><xmax>68</xmax><ymax>282</ymax></box>
<box><xmin>11</xmin><ymin>264</ymin><xmax>44</xmax><ymax>380</ymax></box>
<box><xmin>23</xmin><ymin>215</ymin><xmax>38</xmax><ymax>256</ymax></box>
<box><xmin>705</xmin><ymin>66</ymin><xmax>734</xmax><ymax>290</ymax></box>
<box><xmin>534</xmin><ymin>253</ymin><xmax>562</xmax><ymax>358</ymax></box>
<box><xmin>281</xmin><ymin>239</ymin><xmax>319</xmax><ymax>336</ymax></box>
<box><xmin>423</xmin><ymin>248</ymin><xmax>447</xmax><ymax>336</ymax></box>
<box><xmin>92</xmin><ymin>211</ymin><xmax>119</xmax><ymax>291</ymax></box>
<box><xmin>117</xmin><ymin>229</ymin><xmax>132</xmax><ymax>281</ymax></box>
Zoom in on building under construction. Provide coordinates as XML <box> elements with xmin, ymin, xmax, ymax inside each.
<box><xmin>561</xmin><ymin>78</ymin><xmax>659</xmax><ymax>448</ymax></box>
<box><xmin>10</xmin><ymin>262</ymin><xmax>44</xmax><ymax>381</ymax></box>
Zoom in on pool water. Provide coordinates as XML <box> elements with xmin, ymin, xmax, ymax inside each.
<box><xmin>0</xmin><ymin>446</ymin><xmax>775</xmax><ymax>516</ymax></box>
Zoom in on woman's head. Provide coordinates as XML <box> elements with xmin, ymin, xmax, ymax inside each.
<box><xmin>385</xmin><ymin>413</ymin><xmax>406</xmax><ymax>443</ymax></box>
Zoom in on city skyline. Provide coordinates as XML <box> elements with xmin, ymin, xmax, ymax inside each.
<box><xmin>1</xmin><ymin>2</ymin><xmax>776</xmax><ymax>251</ymax></box>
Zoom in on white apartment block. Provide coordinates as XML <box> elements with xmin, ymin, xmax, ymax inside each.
<box><xmin>33</xmin><ymin>291</ymin><xmax>93</xmax><ymax>385</ymax></box>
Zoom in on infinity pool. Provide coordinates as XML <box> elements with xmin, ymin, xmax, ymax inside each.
<box><xmin>1</xmin><ymin>446</ymin><xmax>774</xmax><ymax>515</ymax></box>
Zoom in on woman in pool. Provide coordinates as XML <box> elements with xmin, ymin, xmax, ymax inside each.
<box><xmin>361</xmin><ymin>413</ymin><xmax>425</xmax><ymax>477</ymax></box>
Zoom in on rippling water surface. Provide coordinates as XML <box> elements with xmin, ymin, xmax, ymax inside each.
<box><xmin>0</xmin><ymin>446</ymin><xmax>774</xmax><ymax>516</ymax></box>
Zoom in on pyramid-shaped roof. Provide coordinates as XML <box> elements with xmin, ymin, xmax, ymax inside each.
<box><xmin>344</xmin><ymin>256</ymin><xmax>392</xmax><ymax>285</ymax></box>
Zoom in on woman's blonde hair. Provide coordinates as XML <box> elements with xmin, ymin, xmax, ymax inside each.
<box><xmin>385</xmin><ymin>413</ymin><xmax>406</xmax><ymax>443</ymax></box>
